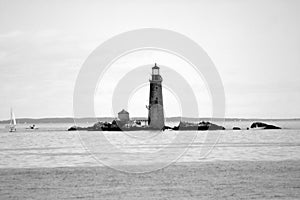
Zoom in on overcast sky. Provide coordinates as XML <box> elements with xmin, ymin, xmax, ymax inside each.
<box><xmin>1</xmin><ymin>0</ymin><xmax>300</xmax><ymax>120</ymax></box>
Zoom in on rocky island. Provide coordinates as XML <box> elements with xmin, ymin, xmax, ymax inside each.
<box><xmin>68</xmin><ymin>120</ymin><xmax>226</xmax><ymax>131</ymax></box>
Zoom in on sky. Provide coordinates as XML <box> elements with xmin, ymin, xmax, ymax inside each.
<box><xmin>0</xmin><ymin>0</ymin><xmax>300</xmax><ymax>120</ymax></box>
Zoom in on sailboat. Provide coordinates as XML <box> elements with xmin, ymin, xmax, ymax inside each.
<box><xmin>9</xmin><ymin>108</ymin><xmax>17</xmax><ymax>132</ymax></box>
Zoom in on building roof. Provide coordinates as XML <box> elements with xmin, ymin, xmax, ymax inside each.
<box><xmin>152</xmin><ymin>63</ymin><xmax>159</xmax><ymax>69</ymax></box>
<box><xmin>118</xmin><ymin>109</ymin><xmax>129</xmax><ymax>114</ymax></box>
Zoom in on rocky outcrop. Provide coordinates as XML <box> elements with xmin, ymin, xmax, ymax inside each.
<box><xmin>68</xmin><ymin>121</ymin><xmax>122</xmax><ymax>131</ymax></box>
<box><xmin>250</xmin><ymin>122</ymin><xmax>281</xmax><ymax>129</ymax></box>
<box><xmin>68</xmin><ymin>126</ymin><xmax>87</xmax><ymax>131</ymax></box>
<box><xmin>172</xmin><ymin>121</ymin><xmax>225</xmax><ymax>131</ymax></box>
<box><xmin>198</xmin><ymin>121</ymin><xmax>225</xmax><ymax>130</ymax></box>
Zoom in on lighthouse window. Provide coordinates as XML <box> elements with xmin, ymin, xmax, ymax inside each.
<box><xmin>153</xmin><ymin>69</ymin><xmax>159</xmax><ymax>75</ymax></box>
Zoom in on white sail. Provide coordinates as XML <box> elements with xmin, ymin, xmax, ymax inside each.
<box><xmin>9</xmin><ymin>108</ymin><xmax>16</xmax><ymax>132</ymax></box>
<box><xmin>11</xmin><ymin>109</ymin><xmax>16</xmax><ymax>125</ymax></box>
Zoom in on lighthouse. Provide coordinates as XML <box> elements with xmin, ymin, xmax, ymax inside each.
<box><xmin>148</xmin><ymin>63</ymin><xmax>165</xmax><ymax>129</ymax></box>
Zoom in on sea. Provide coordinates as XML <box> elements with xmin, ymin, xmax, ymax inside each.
<box><xmin>1</xmin><ymin>120</ymin><xmax>300</xmax><ymax>169</ymax></box>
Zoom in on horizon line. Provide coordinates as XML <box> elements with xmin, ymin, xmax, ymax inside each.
<box><xmin>1</xmin><ymin>116</ymin><xmax>300</xmax><ymax>122</ymax></box>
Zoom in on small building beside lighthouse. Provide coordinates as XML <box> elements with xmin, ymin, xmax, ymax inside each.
<box><xmin>118</xmin><ymin>109</ymin><xmax>129</xmax><ymax>122</ymax></box>
<box><xmin>147</xmin><ymin>63</ymin><xmax>165</xmax><ymax>129</ymax></box>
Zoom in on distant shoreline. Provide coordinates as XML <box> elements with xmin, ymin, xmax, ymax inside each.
<box><xmin>1</xmin><ymin>117</ymin><xmax>300</xmax><ymax>124</ymax></box>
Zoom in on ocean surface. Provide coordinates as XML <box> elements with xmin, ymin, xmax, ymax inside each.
<box><xmin>0</xmin><ymin>120</ymin><xmax>300</xmax><ymax>169</ymax></box>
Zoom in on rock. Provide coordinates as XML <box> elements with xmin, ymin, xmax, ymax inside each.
<box><xmin>250</xmin><ymin>122</ymin><xmax>281</xmax><ymax>129</ymax></box>
<box><xmin>233</xmin><ymin>127</ymin><xmax>241</xmax><ymax>130</ymax></box>
<box><xmin>173</xmin><ymin>121</ymin><xmax>225</xmax><ymax>131</ymax></box>
<box><xmin>68</xmin><ymin>126</ymin><xmax>77</xmax><ymax>131</ymax></box>
<box><xmin>198</xmin><ymin>121</ymin><xmax>225</xmax><ymax>130</ymax></box>
<box><xmin>67</xmin><ymin>126</ymin><xmax>88</xmax><ymax>131</ymax></box>
<box><xmin>172</xmin><ymin>121</ymin><xmax>198</xmax><ymax>130</ymax></box>
<box><xmin>163</xmin><ymin>125</ymin><xmax>172</xmax><ymax>130</ymax></box>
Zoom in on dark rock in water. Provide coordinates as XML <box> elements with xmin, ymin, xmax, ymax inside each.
<box><xmin>250</xmin><ymin>122</ymin><xmax>281</xmax><ymax>129</ymax></box>
<box><xmin>198</xmin><ymin>121</ymin><xmax>225</xmax><ymax>130</ymax></box>
<box><xmin>68</xmin><ymin>126</ymin><xmax>77</xmax><ymax>131</ymax></box>
<box><xmin>173</xmin><ymin>121</ymin><xmax>225</xmax><ymax>131</ymax></box>
<box><xmin>88</xmin><ymin>121</ymin><xmax>121</xmax><ymax>131</ymax></box>
<box><xmin>67</xmin><ymin>126</ymin><xmax>87</xmax><ymax>131</ymax></box>
<box><xmin>163</xmin><ymin>125</ymin><xmax>172</xmax><ymax>130</ymax></box>
<box><xmin>172</xmin><ymin>121</ymin><xmax>197</xmax><ymax>130</ymax></box>
<box><xmin>233</xmin><ymin>127</ymin><xmax>241</xmax><ymax>130</ymax></box>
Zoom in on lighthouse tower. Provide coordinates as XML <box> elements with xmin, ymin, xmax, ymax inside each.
<box><xmin>148</xmin><ymin>63</ymin><xmax>165</xmax><ymax>129</ymax></box>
